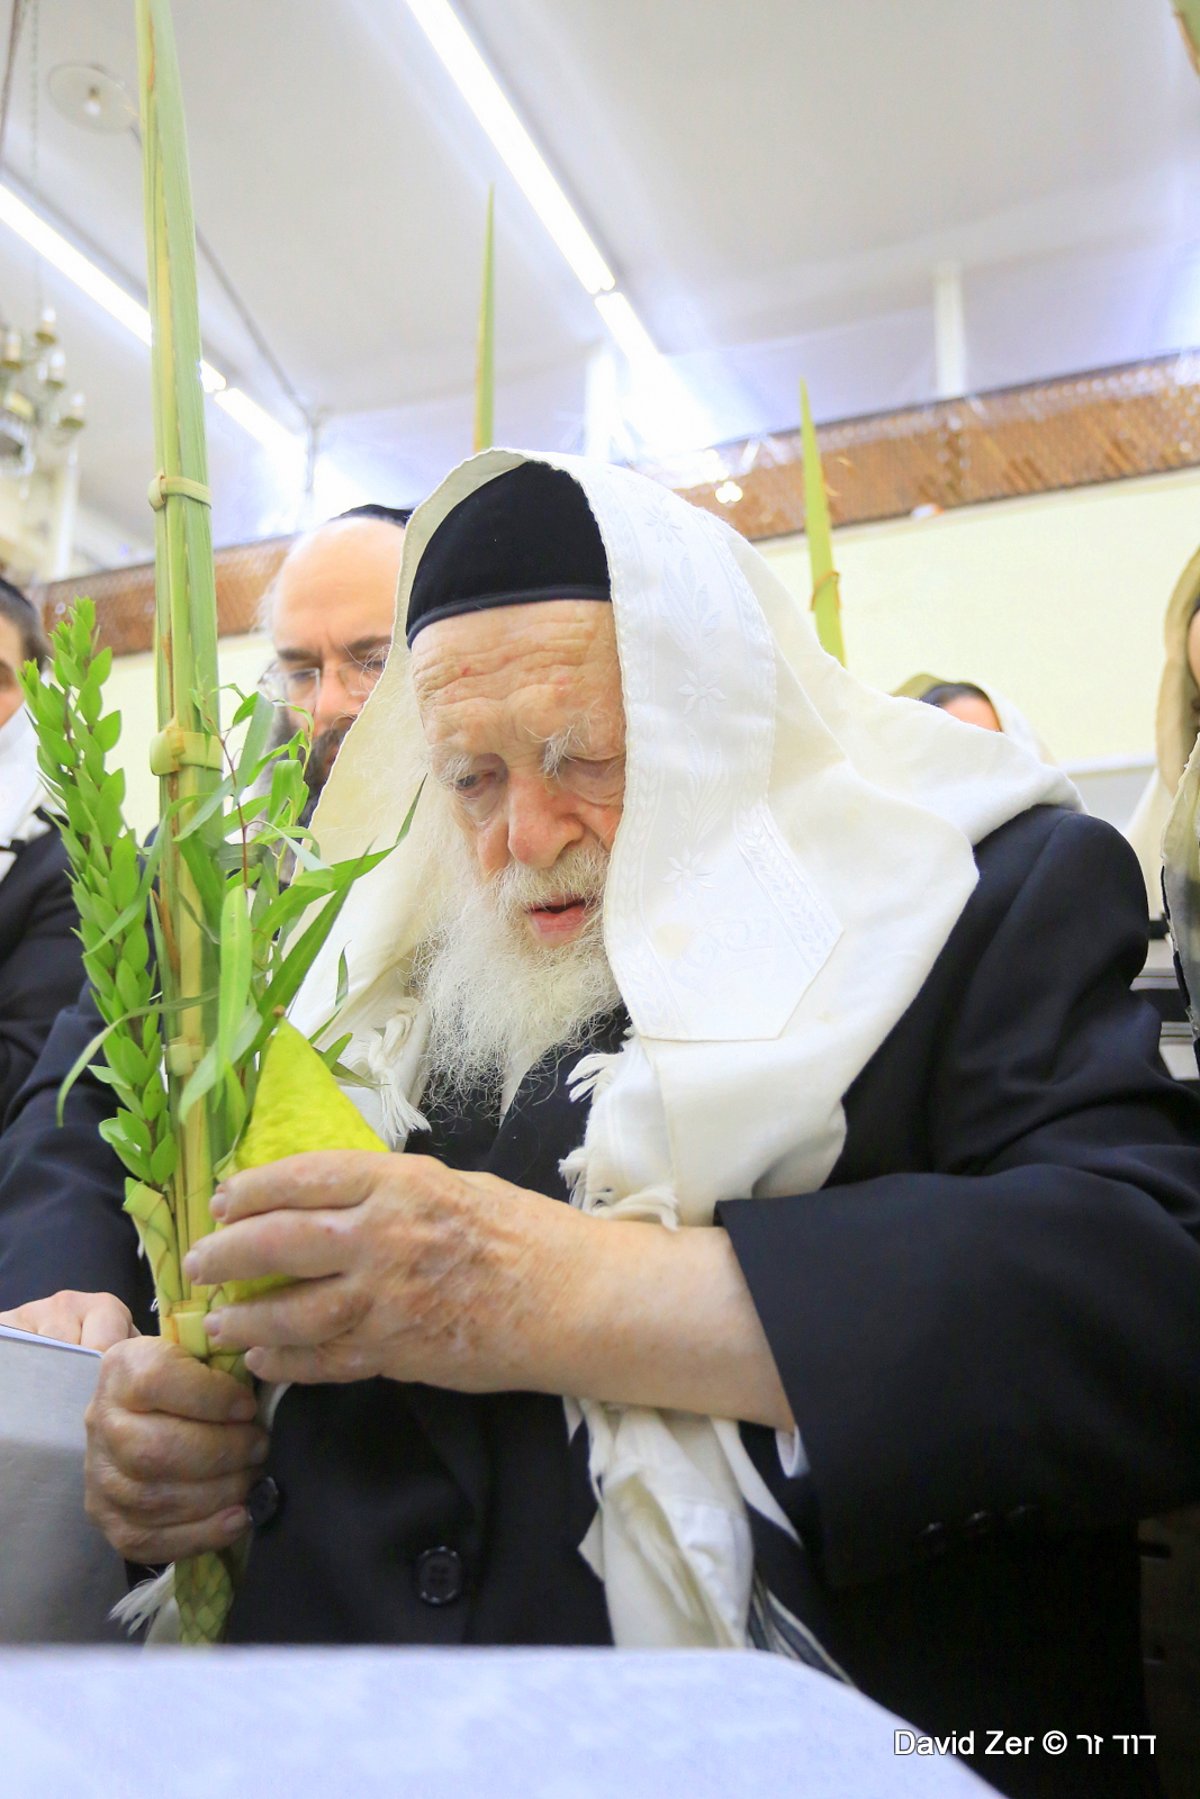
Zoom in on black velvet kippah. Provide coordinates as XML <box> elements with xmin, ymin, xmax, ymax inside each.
<box><xmin>406</xmin><ymin>462</ymin><xmax>609</xmax><ymax>645</ymax></box>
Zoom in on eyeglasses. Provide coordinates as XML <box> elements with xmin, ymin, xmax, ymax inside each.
<box><xmin>258</xmin><ymin>651</ymin><xmax>389</xmax><ymax>708</ymax></box>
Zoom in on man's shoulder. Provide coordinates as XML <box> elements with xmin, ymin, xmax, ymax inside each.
<box><xmin>970</xmin><ymin>803</ymin><xmax>1144</xmax><ymax>922</ymax></box>
<box><xmin>929</xmin><ymin>803</ymin><xmax>1150</xmax><ymax>1004</ymax></box>
<box><xmin>0</xmin><ymin>815</ymin><xmax>73</xmax><ymax>918</ymax></box>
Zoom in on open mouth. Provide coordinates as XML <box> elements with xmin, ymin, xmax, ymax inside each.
<box><xmin>526</xmin><ymin>895</ymin><xmax>593</xmax><ymax>939</ymax></box>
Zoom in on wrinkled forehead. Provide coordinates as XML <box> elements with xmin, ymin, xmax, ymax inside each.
<box><xmin>408</xmin><ymin>598</ymin><xmax>622</xmax><ymax>735</ymax></box>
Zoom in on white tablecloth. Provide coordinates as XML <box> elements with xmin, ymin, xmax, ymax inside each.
<box><xmin>0</xmin><ymin>1646</ymin><xmax>994</xmax><ymax>1798</ymax></box>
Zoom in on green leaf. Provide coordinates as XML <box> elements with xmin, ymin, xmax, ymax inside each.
<box><xmin>149</xmin><ymin>1133</ymin><xmax>177</xmax><ymax>1189</ymax></box>
<box><xmin>233</xmin><ymin>691</ymin><xmax>277</xmax><ymax>791</ymax></box>
<box><xmin>174</xmin><ymin>772</ymin><xmax>235</xmax><ymax>841</ymax></box>
<box><xmin>318</xmin><ymin>1030</ymin><xmax>353</xmax><ymax>1069</ymax></box>
<box><xmin>95</xmin><ymin>711</ymin><xmax>121</xmax><ymax>753</ymax></box>
<box><xmin>177</xmin><ymin>1038</ymin><xmax>222</xmax><ymax>1125</ymax></box>
<box><xmin>56</xmin><ymin>1018</ymin><xmax>130</xmax><ymax>1122</ymax></box>
<box><xmin>229</xmin><ymin>687</ymin><xmax>260</xmax><ymax>729</ymax></box>
<box><xmin>177</xmin><ymin>829</ymin><xmax>225</xmax><ymax>917</ymax></box>
<box><xmin>217</xmin><ymin>886</ymin><xmax>252</xmax><ymax>1067</ymax></box>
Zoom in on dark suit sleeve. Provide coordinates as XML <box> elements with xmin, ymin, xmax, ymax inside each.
<box><xmin>0</xmin><ymin>975</ymin><xmax>152</xmax><ymax>1327</ymax></box>
<box><xmin>720</xmin><ymin>809</ymin><xmax>1200</xmax><ymax>1589</ymax></box>
<box><xmin>0</xmin><ymin>829</ymin><xmax>87</xmax><ymax>1121</ymax></box>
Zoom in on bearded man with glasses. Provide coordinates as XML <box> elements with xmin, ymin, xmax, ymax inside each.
<box><xmin>257</xmin><ymin>502</ymin><xmax>410</xmax><ymax>802</ymax></box>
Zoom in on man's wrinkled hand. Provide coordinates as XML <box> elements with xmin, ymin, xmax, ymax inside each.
<box><xmin>84</xmin><ymin>1336</ymin><xmax>268</xmax><ymax>1565</ymax></box>
<box><xmin>0</xmin><ymin>1289</ymin><xmax>137</xmax><ymax>1351</ymax></box>
<box><xmin>184</xmin><ymin>1150</ymin><xmax>576</xmax><ymax>1391</ymax></box>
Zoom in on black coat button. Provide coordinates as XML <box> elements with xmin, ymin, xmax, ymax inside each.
<box><xmin>246</xmin><ymin>1476</ymin><xmax>282</xmax><ymax>1529</ymax></box>
<box><xmin>914</xmin><ymin>1522</ymin><xmax>948</xmax><ymax>1562</ymax></box>
<box><xmin>1005</xmin><ymin>1503</ymin><xmax>1040</xmax><ymax>1530</ymax></box>
<box><xmin>962</xmin><ymin>1510</ymin><xmax>993</xmax><ymax>1541</ymax></box>
<box><xmin>415</xmin><ymin>1546</ymin><xmax>464</xmax><ymax>1606</ymax></box>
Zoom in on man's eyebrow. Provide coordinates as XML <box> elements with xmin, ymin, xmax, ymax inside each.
<box><xmin>272</xmin><ymin>636</ymin><xmax>391</xmax><ymax>665</ymax></box>
<box><xmin>541</xmin><ymin>723</ymin><xmax>627</xmax><ymax>777</ymax></box>
<box><xmin>430</xmin><ymin>749</ymin><xmax>477</xmax><ymax>785</ymax></box>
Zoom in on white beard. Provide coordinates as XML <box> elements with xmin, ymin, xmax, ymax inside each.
<box><xmin>415</xmin><ymin>815</ymin><xmax>622</xmax><ymax>1112</ymax></box>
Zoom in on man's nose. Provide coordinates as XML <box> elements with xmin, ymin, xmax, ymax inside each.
<box><xmin>505</xmin><ymin>775</ymin><xmax>581</xmax><ymax>870</ymax></box>
<box><xmin>311</xmin><ymin>666</ymin><xmax>359</xmax><ymax>735</ymax></box>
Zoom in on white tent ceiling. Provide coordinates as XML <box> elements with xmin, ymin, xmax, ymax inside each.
<box><xmin>0</xmin><ymin>0</ymin><xmax>1196</xmax><ymax>558</ymax></box>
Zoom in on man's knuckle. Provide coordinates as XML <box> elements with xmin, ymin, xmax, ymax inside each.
<box><xmin>123</xmin><ymin>1436</ymin><xmax>170</xmax><ymax>1482</ymax></box>
<box><xmin>327</xmin><ymin>1287</ymin><xmax>365</xmax><ymax>1332</ymax></box>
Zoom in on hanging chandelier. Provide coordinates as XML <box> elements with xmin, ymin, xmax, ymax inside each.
<box><xmin>0</xmin><ymin>300</ymin><xmax>84</xmax><ymax>477</ymax></box>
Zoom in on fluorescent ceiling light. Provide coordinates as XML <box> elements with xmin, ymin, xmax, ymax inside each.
<box><xmin>0</xmin><ymin>179</ymin><xmax>367</xmax><ymax>502</ymax></box>
<box><xmin>403</xmin><ymin>0</ymin><xmax>614</xmax><ymax>297</ymax></box>
<box><xmin>592</xmin><ymin>290</ymin><xmax>658</xmax><ymax>370</ymax></box>
<box><xmin>213</xmin><ymin>386</ymin><xmax>300</xmax><ymax>460</ymax></box>
<box><xmin>403</xmin><ymin>0</ymin><xmax>718</xmax><ymax>455</ymax></box>
<box><xmin>0</xmin><ymin>183</ymin><xmax>152</xmax><ymax>346</ymax></box>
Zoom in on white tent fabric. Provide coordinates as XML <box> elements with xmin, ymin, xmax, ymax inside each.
<box><xmin>294</xmin><ymin>448</ymin><xmax>1078</xmax><ymax>1650</ymax></box>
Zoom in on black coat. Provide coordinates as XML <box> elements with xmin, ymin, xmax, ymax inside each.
<box><xmin>2</xmin><ymin>805</ymin><xmax>1198</xmax><ymax>1799</ymax></box>
<box><xmin>0</xmin><ymin>819</ymin><xmax>85</xmax><ymax>1127</ymax></box>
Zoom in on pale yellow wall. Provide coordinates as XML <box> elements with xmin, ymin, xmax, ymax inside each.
<box><xmin>97</xmin><ymin>467</ymin><xmax>1200</xmax><ymax>829</ymax></box>
<box><xmin>758</xmin><ymin>466</ymin><xmax>1200</xmax><ymax>766</ymax></box>
<box><xmin>104</xmin><ymin>632</ymin><xmax>272</xmax><ymax>837</ymax></box>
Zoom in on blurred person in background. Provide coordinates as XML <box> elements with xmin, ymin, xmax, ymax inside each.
<box><xmin>258</xmin><ymin>502</ymin><xmax>412</xmax><ymax>802</ymax></box>
<box><xmin>0</xmin><ymin>504</ymin><xmax>409</xmax><ymax>1342</ymax></box>
<box><xmin>0</xmin><ymin>580</ymin><xmax>86</xmax><ymax>1121</ymax></box>
<box><xmin>897</xmin><ymin>671</ymin><xmax>1054</xmax><ymax>761</ymax></box>
<box><xmin>1124</xmin><ymin>554</ymin><xmax>1200</xmax><ymax>1096</ymax></box>
<box><xmin>1127</xmin><ymin>551</ymin><xmax>1200</xmax><ymax>923</ymax></box>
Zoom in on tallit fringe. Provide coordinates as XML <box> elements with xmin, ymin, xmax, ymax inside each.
<box><xmin>559</xmin><ymin>1144</ymin><xmax>603</xmax><ymax>1210</ymax></box>
<box><xmin>363</xmin><ymin>1007</ymin><xmax>428</xmax><ymax>1147</ymax></box>
<box><xmin>377</xmin><ymin>1082</ymin><xmax>428</xmax><ymax>1145</ymax></box>
<box><xmin>747</xmin><ymin>1574</ymin><xmax>855</xmax><ymax>1683</ymax></box>
<box><xmin>566</xmin><ymin>1049</ymin><xmax>622</xmax><ymax>1107</ymax></box>
<box><xmin>111</xmin><ymin>1565</ymin><xmax>175</xmax><ymax>1636</ymax></box>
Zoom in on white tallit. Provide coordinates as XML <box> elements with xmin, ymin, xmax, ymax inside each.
<box><xmin>0</xmin><ymin>705</ymin><xmax>48</xmax><ymax>884</ymax></box>
<box><xmin>291</xmin><ymin>448</ymin><xmax>1079</xmax><ymax>1650</ymax></box>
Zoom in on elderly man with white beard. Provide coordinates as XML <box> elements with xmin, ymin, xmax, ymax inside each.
<box><xmin>23</xmin><ymin>457</ymin><xmax>1200</xmax><ymax>1797</ymax></box>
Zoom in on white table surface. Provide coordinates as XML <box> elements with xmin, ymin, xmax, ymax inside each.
<box><xmin>0</xmin><ymin>1646</ymin><xmax>995</xmax><ymax>1798</ymax></box>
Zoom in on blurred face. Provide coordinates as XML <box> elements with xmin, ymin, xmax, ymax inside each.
<box><xmin>266</xmin><ymin>518</ymin><xmax>405</xmax><ymax>790</ymax></box>
<box><xmin>0</xmin><ymin>616</ymin><xmax>25</xmax><ymax>730</ymax></box>
<box><xmin>938</xmin><ymin>692</ymin><xmax>1003</xmax><ymax>733</ymax></box>
<box><xmin>1188</xmin><ymin>609</ymin><xmax>1200</xmax><ymax>730</ymax></box>
<box><xmin>411</xmin><ymin>600</ymin><xmax>624</xmax><ymax>948</ymax></box>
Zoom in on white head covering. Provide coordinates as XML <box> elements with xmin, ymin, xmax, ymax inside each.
<box><xmin>1161</xmin><ymin>551</ymin><xmax>1200</xmax><ymax>1025</ymax></box>
<box><xmin>895</xmin><ymin>671</ymin><xmax>1055</xmax><ymax>763</ymax></box>
<box><xmin>293</xmin><ymin>449</ymin><xmax>1079</xmax><ymax>1649</ymax></box>
<box><xmin>1127</xmin><ymin>547</ymin><xmax>1200</xmax><ymax>918</ymax></box>
<box><xmin>0</xmin><ymin>704</ymin><xmax>47</xmax><ymax>883</ymax></box>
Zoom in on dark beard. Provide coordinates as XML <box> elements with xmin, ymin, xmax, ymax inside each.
<box><xmin>303</xmin><ymin>719</ymin><xmax>353</xmax><ymax>797</ymax></box>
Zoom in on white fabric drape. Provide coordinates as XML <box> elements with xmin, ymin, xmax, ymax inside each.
<box><xmin>0</xmin><ymin>706</ymin><xmax>47</xmax><ymax>885</ymax></box>
<box><xmin>293</xmin><ymin>449</ymin><xmax>1078</xmax><ymax>1650</ymax></box>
